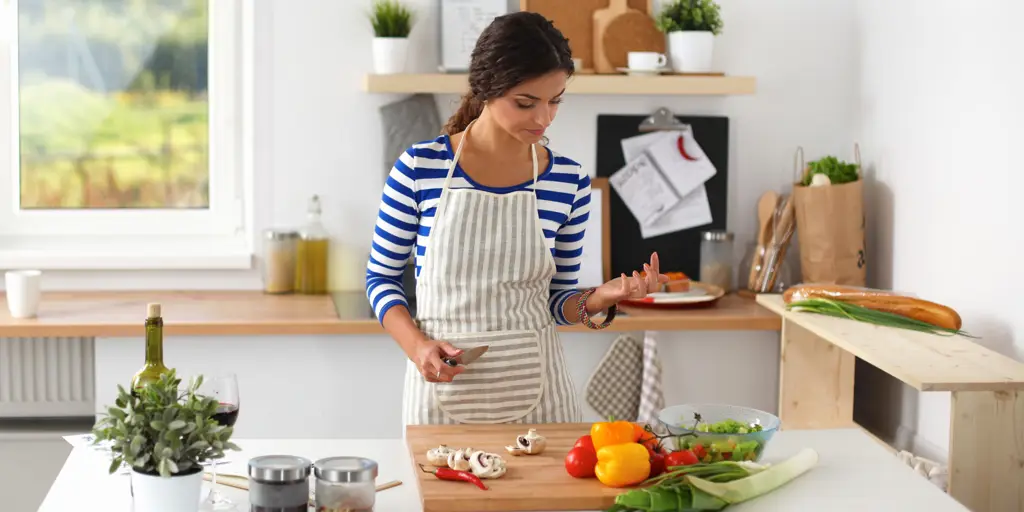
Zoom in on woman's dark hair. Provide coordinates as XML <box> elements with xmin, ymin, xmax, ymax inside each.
<box><xmin>442</xmin><ymin>11</ymin><xmax>574</xmax><ymax>135</ymax></box>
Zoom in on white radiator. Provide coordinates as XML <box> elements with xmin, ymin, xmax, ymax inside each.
<box><xmin>0</xmin><ymin>337</ymin><xmax>95</xmax><ymax>417</ymax></box>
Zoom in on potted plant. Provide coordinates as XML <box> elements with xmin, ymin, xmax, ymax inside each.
<box><xmin>656</xmin><ymin>0</ymin><xmax>724</xmax><ymax>73</ymax></box>
<box><xmin>369</xmin><ymin>0</ymin><xmax>415</xmax><ymax>74</ymax></box>
<box><xmin>92</xmin><ymin>370</ymin><xmax>240</xmax><ymax>512</ymax></box>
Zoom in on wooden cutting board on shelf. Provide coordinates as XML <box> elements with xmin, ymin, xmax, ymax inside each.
<box><xmin>520</xmin><ymin>0</ymin><xmax>650</xmax><ymax>72</ymax></box>
<box><xmin>593</xmin><ymin>0</ymin><xmax>642</xmax><ymax>74</ymax></box>
<box><xmin>602</xmin><ymin>9</ymin><xmax>665</xmax><ymax>70</ymax></box>
<box><xmin>407</xmin><ymin>423</ymin><xmax>623</xmax><ymax>511</ymax></box>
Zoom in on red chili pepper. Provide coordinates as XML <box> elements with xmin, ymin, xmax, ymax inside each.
<box><xmin>419</xmin><ymin>463</ymin><xmax>488</xmax><ymax>490</ymax></box>
<box><xmin>678</xmin><ymin>135</ymin><xmax>698</xmax><ymax>161</ymax></box>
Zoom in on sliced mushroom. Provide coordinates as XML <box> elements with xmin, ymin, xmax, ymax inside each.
<box><xmin>447</xmin><ymin>448</ymin><xmax>473</xmax><ymax>472</ymax></box>
<box><xmin>426</xmin><ymin>445</ymin><xmax>453</xmax><ymax>466</ymax></box>
<box><xmin>469</xmin><ymin>451</ymin><xmax>507</xmax><ymax>479</ymax></box>
<box><xmin>505</xmin><ymin>428</ymin><xmax>547</xmax><ymax>456</ymax></box>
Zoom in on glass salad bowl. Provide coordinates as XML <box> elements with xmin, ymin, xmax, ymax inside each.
<box><xmin>656</xmin><ymin>403</ymin><xmax>781</xmax><ymax>463</ymax></box>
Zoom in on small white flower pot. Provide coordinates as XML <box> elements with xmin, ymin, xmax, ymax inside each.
<box><xmin>372</xmin><ymin>37</ymin><xmax>410</xmax><ymax>74</ymax></box>
<box><xmin>131</xmin><ymin>468</ymin><xmax>203</xmax><ymax>512</ymax></box>
<box><xmin>668</xmin><ymin>31</ymin><xmax>715</xmax><ymax>73</ymax></box>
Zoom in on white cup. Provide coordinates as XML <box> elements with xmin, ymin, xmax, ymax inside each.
<box><xmin>6</xmin><ymin>270</ymin><xmax>42</xmax><ymax>318</ymax></box>
<box><xmin>627</xmin><ymin>51</ymin><xmax>668</xmax><ymax>71</ymax></box>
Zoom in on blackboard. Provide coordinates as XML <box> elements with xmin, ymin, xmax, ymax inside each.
<box><xmin>595</xmin><ymin>114</ymin><xmax>729</xmax><ymax>280</ymax></box>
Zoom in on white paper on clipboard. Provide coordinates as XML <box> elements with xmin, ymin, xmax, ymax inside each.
<box><xmin>621</xmin><ymin>131</ymin><xmax>714</xmax><ymax>239</ymax></box>
<box><xmin>439</xmin><ymin>0</ymin><xmax>509</xmax><ymax>72</ymax></box>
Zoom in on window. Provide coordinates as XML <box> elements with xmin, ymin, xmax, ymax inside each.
<box><xmin>0</xmin><ymin>0</ymin><xmax>252</xmax><ymax>269</ymax></box>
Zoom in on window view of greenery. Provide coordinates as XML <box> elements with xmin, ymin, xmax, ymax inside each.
<box><xmin>17</xmin><ymin>0</ymin><xmax>210</xmax><ymax>210</ymax></box>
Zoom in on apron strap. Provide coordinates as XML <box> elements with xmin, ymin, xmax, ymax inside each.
<box><xmin>435</xmin><ymin>119</ymin><xmax>541</xmax><ymax>222</ymax></box>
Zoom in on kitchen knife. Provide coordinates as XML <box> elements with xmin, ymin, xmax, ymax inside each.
<box><xmin>443</xmin><ymin>345</ymin><xmax>489</xmax><ymax>366</ymax></box>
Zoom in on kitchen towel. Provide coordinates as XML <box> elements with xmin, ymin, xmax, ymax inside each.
<box><xmin>636</xmin><ymin>330</ymin><xmax>665</xmax><ymax>427</ymax></box>
<box><xmin>585</xmin><ymin>333</ymin><xmax>644</xmax><ymax>421</ymax></box>
<box><xmin>379</xmin><ymin>94</ymin><xmax>441</xmax><ymax>175</ymax></box>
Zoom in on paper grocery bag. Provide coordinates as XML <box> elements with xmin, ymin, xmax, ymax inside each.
<box><xmin>792</xmin><ymin>146</ymin><xmax>867</xmax><ymax>286</ymax></box>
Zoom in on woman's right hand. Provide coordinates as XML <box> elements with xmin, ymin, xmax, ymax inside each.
<box><xmin>414</xmin><ymin>339</ymin><xmax>465</xmax><ymax>383</ymax></box>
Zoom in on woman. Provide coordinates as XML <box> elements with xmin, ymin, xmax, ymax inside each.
<box><xmin>366</xmin><ymin>12</ymin><xmax>668</xmax><ymax>426</ymax></box>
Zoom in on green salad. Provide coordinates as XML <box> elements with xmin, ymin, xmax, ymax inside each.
<box><xmin>675</xmin><ymin>416</ymin><xmax>767</xmax><ymax>463</ymax></box>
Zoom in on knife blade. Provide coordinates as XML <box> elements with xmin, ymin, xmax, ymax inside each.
<box><xmin>443</xmin><ymin>345</ymin><xmax>489</xmax><ymax>367</ymax></box>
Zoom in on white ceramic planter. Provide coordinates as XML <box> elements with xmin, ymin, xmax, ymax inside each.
<box><xmin>372</xmin><ymin>37</ymin><xmax>410</xmax><ymax>74</ymax></box>
<box><xmin>131</xmin><ymin>468</ymin><xmax>203</xmax><ymax>512</ymax></box>
<box><xmin>668</xmin><ymin>31</ymin><xmax>715</xmax><ymax>73</ymax></box>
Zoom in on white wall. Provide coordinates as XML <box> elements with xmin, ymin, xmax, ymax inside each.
<box><xmin>854</xmin><ymin>0</ymin><xmax>1024</xmax><ymax>461</ymax></box>
<box><xmin>76</xmin><ymin>0</ymin><xmax>861</xmax><ymax>438</ymax></box>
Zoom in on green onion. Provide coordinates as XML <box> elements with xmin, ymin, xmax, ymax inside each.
<box><xmin>786</xmin><ymin>298</ymin><xmax>975</xmax><ymax>338</ymax></box>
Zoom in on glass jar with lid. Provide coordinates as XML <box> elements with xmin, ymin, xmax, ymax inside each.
<box><xmin>700</xmin><ymin>230</ymin><xmax>735</xmax><ymax>292</ymax></box>
<box><xmin>262</xmin><ymin>229</ymin><xmax>299</xmax><ymax>294</ymax></box>
<box><xmin>247</xmin><ymin>455</ymin><xmax>312</xmax><ymax>512</ymax></box>
<box><xmin>313</xmin><ymin>456</ymin><xmax>378</xmax><ymax>512</ymax></box>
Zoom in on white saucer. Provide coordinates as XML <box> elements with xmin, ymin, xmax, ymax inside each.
<box><xmin>616</xmin><ymin>67</ymin><xmax>669</xmax><ymax>76</ymax></box>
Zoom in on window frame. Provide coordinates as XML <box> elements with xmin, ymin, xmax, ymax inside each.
<box><xmin>0</xmin><ymin>0</ymin><xmax>254</xmax><ymax>269</ymax></box>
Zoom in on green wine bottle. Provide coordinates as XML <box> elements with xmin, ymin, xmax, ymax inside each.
<box><xmin>130</xmin><ymin>303</ymin><xmax>170</xmax><ymax>393</ymax></box>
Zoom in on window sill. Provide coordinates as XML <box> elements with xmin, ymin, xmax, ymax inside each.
<box><xmin>0</xmin><ymin>236</ymin><xmax>255</xmax><ymax>270</ymax></box>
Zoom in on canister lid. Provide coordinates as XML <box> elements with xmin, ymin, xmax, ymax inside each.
<box><xmin>264</xmin><ymin>229</ymin><xmax>299</xmax><ymax>240</ymax></box>
<box><xmin>248</xmin><ymin>455</ymin><xmax>312</xmax><ymax>482</ymax></box>
<box><xmin>702</xmin><ymin>230</ymin><xmax>734</xmax><ymax>242</ymax></box>
<box><xmin>313</xmin><ymin>456</ymin><xmax>378</xmax><ymax>483</ymax></box>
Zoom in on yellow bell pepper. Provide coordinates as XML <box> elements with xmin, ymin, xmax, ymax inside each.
<box><xmin>595</xmin><ymin>442</ymin><xmax>651</xmax><ymax>488</ymax></box>
<box><xmin>590</xmin><ymin>418</ymin><xmax>636</xmax><ymax>451</ymax></box>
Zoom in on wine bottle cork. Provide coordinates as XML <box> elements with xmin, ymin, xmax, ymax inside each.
<box><xmin>147</xmin><ymin>303</ymin><xmax>161</xmax><ymax>318</ymax></box>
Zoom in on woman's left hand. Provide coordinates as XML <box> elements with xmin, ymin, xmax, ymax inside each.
<box><xmin>587</xmin><ymin>252</ymin><xmax>670</xmax><ymax>312</ymax></box>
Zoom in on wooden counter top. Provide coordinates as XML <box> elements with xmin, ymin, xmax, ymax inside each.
<box><xmin>0</xmin><ymin>290</ymin><xmax>780</xmax><ymax>337</ymax></box>
<box><xmin>757</xmin><ymin>294</ymin><xmax>1024</xmax><ymax>391</ymax></box>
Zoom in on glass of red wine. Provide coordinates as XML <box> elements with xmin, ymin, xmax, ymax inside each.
<box><xmin>198</xmin><ymin>373</ymin><xmax>239</xmax><ymax>511</ymax></box>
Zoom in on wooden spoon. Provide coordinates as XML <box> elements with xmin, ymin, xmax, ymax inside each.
<box><xmin>747</xmin><ymin>191</ymin><xmax>779</xmax><ymax>291</ymax></box>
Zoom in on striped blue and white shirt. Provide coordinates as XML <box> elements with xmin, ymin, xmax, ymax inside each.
<box><xmin>366</xmin><ymin>135</ymin><xmax>592</xmax><ymax>326</ymax></box>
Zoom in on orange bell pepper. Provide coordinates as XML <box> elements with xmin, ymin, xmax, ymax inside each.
<box><xmin>633</xmin><ymin>422</ymin><xmax>658</xmax><ymax>450</ymax></box>
<box><xmin>591</xmin><ymin>418</ymin><xmax>635</xmax><ymax>451</ymax></box>
<box><xmin>595</xmin><ymin>442</ymin><xmax>651</xmax><ymax>488</ymax></box>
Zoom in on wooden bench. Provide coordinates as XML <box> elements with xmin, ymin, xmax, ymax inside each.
<box><xmin>757</xmin><ymin>294</ymin><xmax>1024</xmax><ymax>512</ymax></box>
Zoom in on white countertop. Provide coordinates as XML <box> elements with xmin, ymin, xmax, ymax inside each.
<box><xmin>40</xmin><ymin>428</ymin><xmax>967</xmax><ymax>512</ymax></box>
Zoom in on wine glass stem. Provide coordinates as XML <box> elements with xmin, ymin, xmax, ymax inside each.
<box><xmin>210</xmin><ymin>462</ymin><xmax>220</xmax><ymax>499</ymax></box>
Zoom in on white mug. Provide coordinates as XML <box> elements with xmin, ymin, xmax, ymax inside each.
<box><xmin>627</xmin><ymin>52</ymin><xmax>668</xmax><ymax>71</ymax></box>
<box><xmin>6</xmin><ymin>270</ymin><xmax>42</xmax><ymax>318</ymax></box>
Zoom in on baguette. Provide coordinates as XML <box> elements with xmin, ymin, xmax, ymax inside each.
<box><xmin>783</xmin><ymin>284</ymin><xmax>963</xmax><ymax>331</ymax></box>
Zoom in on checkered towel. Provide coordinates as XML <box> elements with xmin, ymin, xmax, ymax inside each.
<box><xmin>637</xmin><ymin>331</ymin><xmax>666</xmax><ymax>426</ymax></box>
<box><xmin>585</xmin><ymin>332</ymin><xmax>667</xmax><ymax>423</ymax></box>
<box><xmin>586</xmin><ymin>334</ymin><xmax>644</xmax><ymax>420</ymax></box>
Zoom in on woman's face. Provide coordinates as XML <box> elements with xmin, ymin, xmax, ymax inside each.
<box><xmin>487</xmin><ymin>70</ymin><xmax>568</xmax><ymax>145</ymax></box>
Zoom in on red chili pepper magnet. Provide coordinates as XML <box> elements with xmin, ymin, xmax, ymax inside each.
<box><xmin>419</xmin><ymin>463</ymin><xmax>488</xmax><ymax>490</ymax></box>
<box><xmin>678</xmin><ymin>135</ymin><xmax>698</xmax><ymax>161</ymax></box>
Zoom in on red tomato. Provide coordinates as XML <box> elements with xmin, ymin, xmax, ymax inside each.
<box><xmin>691</xmin><ymin>444</ymin><xmax>707</xmax><ymax>459</ymax></box>
<box><xmin>665</xmin><ymin>449</ymin><xmax>700</xmax><ymax>467</ymax></box>
<box><xmin>648</xmin><ymin>448</ymin><xmax>666</xmax><ymax>478</ymax></box>
<box><xmin>573</xmin><ymin>435</ymin><xmax>595</xmax><ymax>453</ymax></box>
<box><xmin>565</xmin><ymin>447</ymin><xmax>598</xmax><ymax>478</ymax></box>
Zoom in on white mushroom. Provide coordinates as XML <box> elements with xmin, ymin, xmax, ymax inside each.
<box><xmin>426</xmin><ymin>445</ymin><xmax>453</xmax><ymax>466</ymax></box>
<box><xmin>505</xmin><ymin>428</ymin><xmax>547</xmax><ymax>456</ymax></box>
<box><xmin>447</xmin><ymin>448</ymin><xmax>473</xmax><ymax>472</ymax></box>
<box><xmin>469</xmin><ymin>451</ymin><xmax>507</xmax><ymax>479</ymax></box>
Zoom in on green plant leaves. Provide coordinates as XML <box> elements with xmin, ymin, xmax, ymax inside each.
<box><xmin>370</xmin><ymin>0</ymin><xmax>414</xmax><ymax>38</ymax></box>
<box><xmin>656</xmin><ymin>0</ymin><xmax>724</xmax><ymax>35</ymax></box>
<box><xmin>801</xmin><ymin>156</ymin><xmax>859</xmax><ymax>186</ymax></box>
<box><xmin>90</xmin><ymin>369</ymin><xmax>240</xmax><ymax>478</ymax></box>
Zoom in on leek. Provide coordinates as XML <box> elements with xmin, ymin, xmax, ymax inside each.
<box><xmin>686</xmin><ymin>448</ymin><xmax>819</xmax><ymax>504</ymax></box>
<box><xmin>786</xmin><ymin>298</ymin><xmax>975</xmax><ymax>337</ymax></box>
<box><xmin>607</xmin><ymin>450</ymin><xmax>817</xmax><ymax>511</ymax></box>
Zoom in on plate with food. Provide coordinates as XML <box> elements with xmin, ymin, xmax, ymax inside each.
<box><xmin>621</xmin><ymin>274</ymin><xmax>725</xmax><ymax>309</ymax></box>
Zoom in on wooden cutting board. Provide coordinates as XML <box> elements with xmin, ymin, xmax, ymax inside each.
<box><xmin>602</xmin><ymin>10</ymin><xmax>665</xmax><ymax>70</ymax></box>
<box><xmin>593</xmin><ymin>0</ymin><xmax>641</xmax><ymax>74</ymax></box>
<box><xmin>406</xmin><ymin>422</ymin><xmax>625</xmax><ymax>511</ymax></box>
<box><xmin>521</xmin><ymin>0</ymin><xmax>650</xmax><ymax>72</ymax></box>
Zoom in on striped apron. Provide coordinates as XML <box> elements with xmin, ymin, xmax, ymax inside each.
<box><xmin>401</xmin><ymin>122</ymin><xmax>582</xmax><ymax>425</ymax></box>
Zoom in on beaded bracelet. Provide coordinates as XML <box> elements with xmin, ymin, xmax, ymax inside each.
<box><xmin>576</xmin><ymin>288</ymin><xmax>616</xmax><ymax>330</ymax></box>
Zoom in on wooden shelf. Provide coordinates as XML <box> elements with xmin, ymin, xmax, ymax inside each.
<box><xmin>0</xmin><ymin>290</ymin><xmax>779</xmax><ymax>337</ymax></box>
<box><xmin>757</xmin><ymin>294</ymin><xmax>1024</xmax><ymax>392</ymax></box>
<box><xmin>363</xmin><ymin>73</ymin><xmax>756</xmax><ymax>96</ymax></box>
